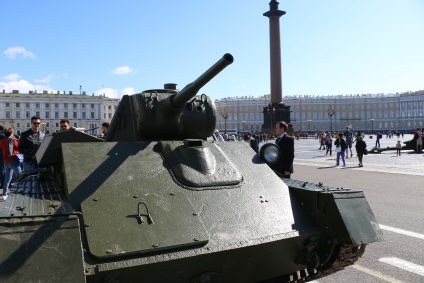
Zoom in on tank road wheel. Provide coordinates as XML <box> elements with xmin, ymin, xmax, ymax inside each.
<box><xmin>260</xmin><ymin>244</ymin><xmax>366</xmax><ymax>282</ymax></box>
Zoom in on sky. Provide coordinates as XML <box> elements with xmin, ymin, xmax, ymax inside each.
<box><xmin>1</xmin><ymin>0</ymin><xmax>423</xmax><ymax>100</ymax></box>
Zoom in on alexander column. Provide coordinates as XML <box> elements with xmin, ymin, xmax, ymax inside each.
<box><xmin>262</xmin><ymin>0</ymin><xmax>291</xmax><ymax>135</ymax></box>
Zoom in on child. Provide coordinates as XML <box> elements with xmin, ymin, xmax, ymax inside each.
<box><xmin>396</xmin><ymin>140</ymin><xmax>402</xmax><ymax>156</ymax></box>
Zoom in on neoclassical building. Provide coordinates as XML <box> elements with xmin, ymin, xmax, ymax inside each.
<box><xmin>0</xmin><ymin>89</ymin><xmax>120</xmax><ymax>135</ymax></box>
<box><xmin>215</xmin><ymin>90</ymin><xmax>424</xmax><ymax>134</ymax></box>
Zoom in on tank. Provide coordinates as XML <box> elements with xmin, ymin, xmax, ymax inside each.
<box><xmin>0</xmin><ymin>53</ymin><xmax>383</xmax><ymax>283</ymax></box>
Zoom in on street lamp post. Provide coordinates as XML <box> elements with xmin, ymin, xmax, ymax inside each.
<box><xmin>327</xmin><ymin>106</ymin><xmax>336</xmax><ymax>133</ymax></box>
<box><xmin>370</xmin><ymin>118</ymin><xmax>375</xmax><ymax>135</ymax></box>
<box><xmin>221</xmin><ymin>108</ymin><xmax>228</xmax><ymax>134</ymax></box>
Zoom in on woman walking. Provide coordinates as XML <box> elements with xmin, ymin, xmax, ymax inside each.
<box><xmin>0</xmin><ymin>128</ymin><xmax>22</xmax><ymax>201</ymax></box>
<box><xmin>334</xmin><ymin>132</ymin><xmax>346</xmax><ymax>167</ymax></box>
<box><xmin>355</xmin><ymin>136</ymin><xmax>367</xmax><ymax>167</ymax></box>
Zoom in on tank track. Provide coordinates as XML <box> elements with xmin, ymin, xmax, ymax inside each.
<box><xmin>263</xmin><ymin>244</ymin><xmax>366</xmax><ymax>283</ymax></box>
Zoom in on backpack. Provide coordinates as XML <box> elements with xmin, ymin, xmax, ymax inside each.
<box><xmin>414</xmin><ymin>132</ymin><xmax>419</xmax><ymax>140</ymax></box>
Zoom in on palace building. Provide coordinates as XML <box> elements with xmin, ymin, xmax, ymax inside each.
<box><xmin>0</xmin><ymin>89</ymin><xmax>120</xmax><ymax>135</ymax></box>
<box><xmin>215</xmin><ymin>90</ymin><xmax>424</xmax><ymax>134</ymax></box>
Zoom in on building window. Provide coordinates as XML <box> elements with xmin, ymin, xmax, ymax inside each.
<box><xmin>73</xmin><ymin>103</ymin><xmax>77</xmax><ymax>109</ymax></box>
<box><xmin>108</xmin><ymin>105</ymin><xmax>112</xmax><ymax>110</ymax></box>
<box><xmin>45</xmin><ymin>112</ymin><xmax>50</xmax><ymax>119</ymax></box>
<box><xmin>45</xmin><ymin>103</ymin><xmax>50</xmax><ymax>108</ymax></box>
<box><xmin>64</xmin><ymin>112</ymin><xmax>68</xmax><ymax>118</ymax></box>
<box><xmin>82</xmin><ymin>104</ymin><xmax>85</xmax><ymax>109</ymax></box>
<box><xmin>27</xmin><ymin>123</ymin><xmax>30</xmax><ymax>128</ymax></box>
<box><xmin>6</xmin><ymin>111</ymin><xmax>10</xmax><ymax>118</ymax></box>
<box><xmin>36</xmin><ymin>103</ymin><xmax>40</xmax><ymax>108</ymax></box>
<box><xmin>16</xmin><ymin>111</ymin><xmax>20</xmax><ymax>119</ymax></box>
<box><xmin>5</xmin><ymin>103</ymin><xmax>10</xmax><ymax>108</ymax></box>
<box><xmin>73</xmin><ymin>123</ymin><xmax>77</xmax><ymax>127</ymax></box>
<box><xmin>36</xmin><ymin>111</ymin><xmax>40</xmax><ymax>117</ymax></box>
<box><xmin>46</xmin><ymin>123</ymin><xmax>50</xmax><ymax>127</ymax></box>
<box><xmin>55</xmin><ymin>103</ymin><xmax>59</xmax><ymax>108</ymax></box>
<box><xmin>108</xmin><ymin>113</ymin><xmax>112</xmax><ymax>118</ymax></box>
<box><xmin>17</xmin><ymin>123</ymin><xmax>20</xmax><ymax>128</ymax></box>
<box><xmin>26</xmin><ymin>103</ymin><xmax>30</xmax><ymax>108</ymax></box>
<box><xmin>91</xmin><ymin>104</ymin><xmax>95</xmax><ymax>109</ymax></box>
<box><xmin>64</xmin><ymin>103</ymin><xmax>68</xmax><ymax>109</ymax></box>
<box><xmin>16</xmin><ymin>103</ymin><xmax>20</xmax><ymax>108</ymax></box>
<box><xmin>26</xmin><ymin>112</ymin><xmax>30</xmax><ymax>118</ymax></box>
<box><xmin>55</xmin><ymin>112</ymin><xmax>59</xmax><ymax>119</ymax></box>
<box><xmin>82</xmin><ymin>112</ymin><xmax>86</xmax><ymax>119</ymax></box>
<box><xmin>91</xmin><ymin>112</ymin><xmax>95</xmax><ymax>119</ymax></box>
<box><xmin>73</xmin><ymin>112</ymin><xmax>77</xmax><ymax>119</ymax></box>
<box><xmin>55</xmin><ymin>123</ymin><xmax>59</xmax><ymax>127</ymax></box>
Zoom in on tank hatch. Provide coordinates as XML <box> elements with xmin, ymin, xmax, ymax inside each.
<box><xmin>82</xmin><ymin>192</ymin><xmax>208</xmax><ymax>259</ymax></box>
<box><xmin>159</xmin><ymin>140</ymin><xmax>243</xmax><ymax>189</ymax></box>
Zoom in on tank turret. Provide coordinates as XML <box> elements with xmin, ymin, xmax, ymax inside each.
<box><xmin>107</xmin><ymin>53</ymin><xmax>233</xmax><ymax>141</ymax></box>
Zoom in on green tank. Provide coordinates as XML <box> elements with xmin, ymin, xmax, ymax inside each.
<box><xmin>0</xmin><ymin>53</ymin><xmax>383</xmax><ymax>283</ymax></box>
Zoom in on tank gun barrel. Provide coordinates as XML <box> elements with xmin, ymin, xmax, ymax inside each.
<box><xmin>171</xmin><ymin>53</ymin><xmax>234</xmax><ymax>108</ymax></box>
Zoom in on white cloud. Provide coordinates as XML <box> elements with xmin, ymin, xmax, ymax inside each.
<box><xmin>3</xmin><ymin>73</ymin><xmax>21</xmax><ymax>81</ymax></box>
<box><xmin>34</xmin><ymin>74</ymin><xmax>54</xmax><ymax>83</ymax></box>
<box><xmin>0</xmin><ymin>78</ymin><xmax>52</xmax><ymax>93</ymax></box>
<box><xmin>4</xmin><ymin>46</ymin><xmax>36</xmax><ymax>59</ymax></box>
<box><xmin>94</xmin><ymin>87</ymin><xmax>135</xmax><ymax>99</ymax></box>
<box><xmin>110</xmin><ymin>66</ymin><xmax>134</xmax><ymax>75</ymax></box>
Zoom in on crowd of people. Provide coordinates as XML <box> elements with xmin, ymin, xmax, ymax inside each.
<box><xmin>0</xmin><ymin>116</ymin><xmax>110</xmax><ymax>201</ymax></box>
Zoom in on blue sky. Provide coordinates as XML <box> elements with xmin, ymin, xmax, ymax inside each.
<box><xmin>1</xmin><ymin>0</ymin><xmax>423</xmax><ymax>100</ymax></box>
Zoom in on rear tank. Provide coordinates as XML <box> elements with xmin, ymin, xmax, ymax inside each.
<box><xmin>0</xmin><ymin>53</ymin><xmax>383</xmax><ymax>283</ymax></box>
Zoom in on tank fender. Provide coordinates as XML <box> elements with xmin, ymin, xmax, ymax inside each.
<box><xmin>284</xmin><ymin>179</ymin><xmax>384</xmax><ymax>246</ymax></box>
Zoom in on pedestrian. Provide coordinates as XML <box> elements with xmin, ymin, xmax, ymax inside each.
<box><xmin>344</xmin><ymin>126</ymin><xmax>353</xmax><ymax>158</ymax></box>
<box><xmin>355</xmin><ymin>136</ymin><xmax>367</xmax><ymax>167</ymax></box>
<box><xmin>334</xmin><ymin>132</ymin><xmax>346</xmax><ymax>167</ymax></box>
<box><xmin>100</xmin><ymin>122</ymin><xmax>109</xmax><ymax>140</ymax></box>
<box><xmin>0</xmin><ymin>125</ymin><xmax>5</xmax><ymax>191</ymax></box>
<box><xmin>319</xmin><ymin>132</ymin><xmax>325</xmax><ymax>150</ymax></box>
<box><xmin>60</xmin><ymin>119</ymin><xmax>71</xmax><ymax>132</ymax></box>
<box><xmin>18</xmin><ymin>115</ymin><xmax>45</xmax><ymax>171</ymax></box>
<box><xmin>213</xmin><ymin>129</ymin><xmax>224</xmax><ymax>142</ymax></box>
<box><xmin>325</xmin><ymin>132</ymin><xmax>333</xmax><ymax>156</ymax></box>
<box><xmin>415</xmin><ymin>128</ymin><xmax>422</xmax><ymax>153</ymax></box>
<box><xmin>396</xmin><ymin>140</ymin><xmax>402</xmax><ymax>156</ymax></box>
<box><xmin>375</xmin><ymin>132</ymin><xmax>382</xmax><ymax>148</ymax></box>
<box><xmin>271</xmin><ymin>121</ymin><xmax>294</xmax><ymax>178</ymax></box>
<box><xmin>0</xmin><ymin>128</ymin><xmax>22</xmax><ymax>201</ymax></box>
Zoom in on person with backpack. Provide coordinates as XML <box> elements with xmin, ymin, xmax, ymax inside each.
<box><xmin>344</xmin><ymin>126</ymin><xmax>353</xmax><ymax>158</ymax></box>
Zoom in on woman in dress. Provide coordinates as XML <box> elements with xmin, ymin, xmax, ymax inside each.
<box><xmin>355</xmin><ymin>136</ymin><xmax>367</xmax><ymax>167</ymax></box>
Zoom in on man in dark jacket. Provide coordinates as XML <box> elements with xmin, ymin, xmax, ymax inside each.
<box><xmin>271</xmin><ymin>121</ymin><xmax>294</xmax><ymax>178</ymax></box>
<box><xmin>18</xmin><ymin>116</ymin><xmax>45</xmax><ymax>171</ymax></box>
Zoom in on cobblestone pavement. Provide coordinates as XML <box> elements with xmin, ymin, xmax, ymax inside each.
<box><xmin>290</xmin><ymin>134</ymin><xmax>424</xmax><ymax>176</ymax></box>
